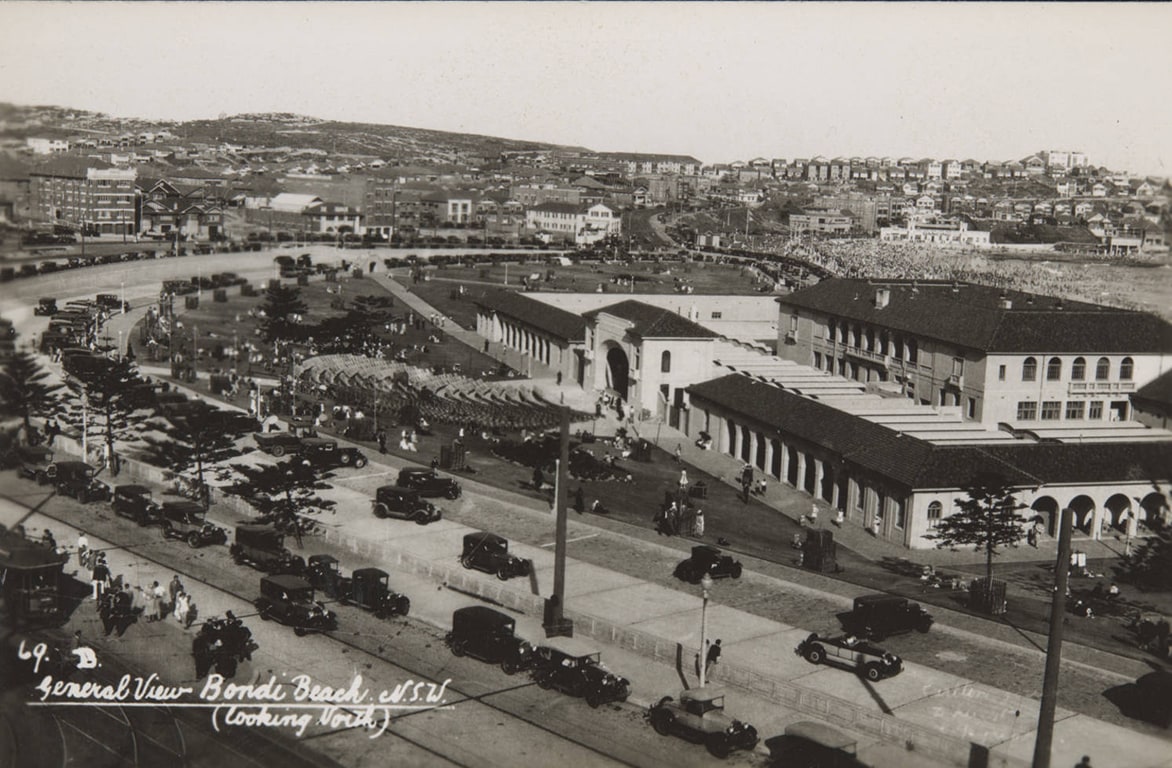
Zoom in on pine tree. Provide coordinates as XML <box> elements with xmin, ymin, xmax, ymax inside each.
<box><xmin>0</xmin><ymin>350</ymin><xmax>63</xmax><ymax>437</ymax></box>
<box><xmin>259</xmin><ymin>283</ymin><xmax>308</xmax><ymax>343</ymax></box>
<box><xmin>225</xmin><ymin>457</ymin><xmax>335</xmax><ymax>547</ymax></box>
<box><xmin>927</xmin><ymin>472</ymin><xmax>1028</xmax><ymax>586</ymax></box>
<box><xmin>142</xmin><ymin>401</ymin><xmax>257</xmax><ymax>506</ymax></box>
<box><xmin>58</xmin><ymin>356</ymin><xmax>152</xmax><ymax>474</ymax></box>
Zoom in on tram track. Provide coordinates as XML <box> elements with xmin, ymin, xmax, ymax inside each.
<box><xmin>3</xmin><ymin>491</ymin><xmax>720</xmax><ymax>768</ymax></box>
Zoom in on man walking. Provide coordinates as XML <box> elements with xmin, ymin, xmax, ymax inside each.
<box><xmin>91</xmin><ymin>555</ymin><xmax>110</xmax><ymax>601</ymax></box>
<box><xmin>76</xmin><ymin>531</ymin><xmax>90</xmax><ymax>568</ymax></box>
<box><xmin>705</xmin><ymin>639</ymin><xmax>722</xmax><ymax>678</ymax></box>
<box><xmin>740</xmin><ymin>465</ymin><xmax>753</xmax><ymax>503</ymax></box>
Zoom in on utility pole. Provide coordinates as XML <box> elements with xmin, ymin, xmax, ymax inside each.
<box><xmin>544</xmin><ymin>406</ymin><xmax>573</xmax><ymax>638</ymax></box>
<box><xmin>1033</xmin><ymin>507</ymin><xmax>1073</xmax><ymax>768</ymax></box>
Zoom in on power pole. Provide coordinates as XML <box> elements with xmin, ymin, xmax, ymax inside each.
<box><xmin>1033</xmin><ymin>507</ymin><xmax>1073</xmax><ymax>768</ymax></box>
<box><xmin>544</xmin><ymin>406</ymin><xmax>573</xmax><ymax>638</ymax></box>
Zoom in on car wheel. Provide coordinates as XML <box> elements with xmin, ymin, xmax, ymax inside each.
<box><xmin>501</xmin><ymin>659</ymin><xmax>518</xmax><ymax>675</ymax></box>
<box><xmin>863</xmin><ymin>663</ymin><xmax>883</xmax><ymax>683</ymax></box>
<box><xmin>414</xmin><ymin>510</ymin><xmax>430</xmax><ymax>525</ymax></box>
<box><xmin>187</xmin><ymin>532</ymin><xmax>202</xmax><ymax>548</ymax></box>
<box><xmin>450</xmin><ymin>640</ymin><xmax>466</xmax><ymax>657</ymax></box>
<box><xmin>496</xmin><ymin>566</ymin><xmax>511</xmax><ymax>581</ymax></box>
<box><xmin>651</xmin><ymin>710</ymin><xmax>673</xmax><ymax>736</ymax></box>
<box><xmin>354</xmin><ymin>456</ymin><xmax>368</xmax><ymax>469</ymax></box>
<box><xmin>731</xmin><ymin>563</ymin><xmax>743</xmax><ymax>579</ymax></box>
<box><xmin>256</xmin><ymin>604</ymin><xmax>270</xmax><ymax>621</ymax></box>
<box><xmin>374</xmin><ymin>608</ymin><xmax>387</xmax><ymax>620</ymax></box>
<box><xmin>77</xmin><ymin>490</ymin><xmax>88</xmax><ymax>504</ymax></box>
<box><xmin>917</xmin><ymin>621</ymin><xmax>932</xmax><ymax>634</ymax></box>
<box><xmin>294</xmin><ymin>625</ymin><xmax>308</xmax><ymax>637</ymax></box>
<box><xmin>340</xmin><ymin>453</ymin><xmax>352</xmax><ymax>465</ymax></box>
<box><xmin>160</xmin><ymin>525</ymin><xmax>170</xmax><ymax>540</ymax></box>
<box><xmin>586</xmin><ymin>692</ymin><xmax>603</xmax><ymax>709</ymax></box>
<box><xmin>373</xmin><ymin>504</ymin><xmax>388</xmax><ymax>519</ymax></box>
<box><xmin>272</xmin><ymin>446</ymin><xmax>286</xmax><ymax>457</ymax></box>
<box><xmin>706</xmin><ymin>733</ymin><xmax>731</xmax><ymax>759</ymax></box>
<box><xmin>460</xmin><ymin>556</ymin><xmax>473</xmax><ymax>570</ymax></box>
<box><xmin>536</xmin><ymin>673</ymin><xmax>553</xmax><ymax>690</ymax></box>
<box><xmin>396</xmin><ymin>598</ymin><xmax>410</xmax><ymax>617</ymax></box>
<box><xmin>804</xmin><ymin>645</ymin><xmax>824</xmax><ymax>664</ymax></box>
<box><xmin>445</xmin><ymin>487</ymin><xmax>459</xmax><ymax>500</ymax></box>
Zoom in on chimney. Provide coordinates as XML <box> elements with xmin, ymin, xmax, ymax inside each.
<box><xmin>874</xmin><ymin>287</ymin><xmax>891</xmax><ymax>309</ymax></box>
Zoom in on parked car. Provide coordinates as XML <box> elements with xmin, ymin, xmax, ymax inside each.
<box><xmin>674</xmin><ymin>545</ymin><xmax>743</xmax><ymax>584</ymax></box>
<box><xmin>46</xmin><ymin>461</ymin><xmax>110</xmax><ymax>503</ymax></box>
<box><xmin>254</xmin><ymin>575</ymin><xmax>337</xmax><ymax>636</ymax></box>
<box><xmin>252</xmin><ymin>432</ymin><xmax>305</xmax><ymax>457</ymax></box>
<box><xmin>459</xmin><ymin>532</ymin><xmax>531</xmax><ymax>581</ymax></box>
<box><xmin>397</xmin><ymin>466</ymin><xmax>461</xmax><ymax>499</ymax></box>
<box><xmin>95</xmin><ymin>293</ymin><xmax>130</xmax><ymax>313</ymax></box>
<box><xmin>371</xmin><ymin>485</ymin><xmax>442</xmax><ymax>525</ymax></box>
<box><xmin>769</xmin><ymin>721</ymin><xmax>865</xmax><ymax>768</ymax></box>
<box><xmin>111</xmin><ymin>484</ymin><xmax>161</xmax><ymax>526</ymax></box>
<box><xmin>230</xmin><ymin>524</ymin><xmax>306</xmax><ymax>575</ymax></box>
<box><xmin>445</xmin><ymin>605</ymin><xmax>536</xmax><ymax>675</ymax></box>
<box><xmin>842</xmin><ymin>594</ymin><xmax>933</xmax><ymax>640</ymax></box>
<box><xmin>646</xmin><ymin>688</ymin><xmax>759</xmax><ymax>759</ymax></box>
<box><xmin>531</xmin><ymin>639</ymin><xmax>630</xmax><ymax>708</ymax></box>
<box><xmin>33</xmin><ymin>298</ymin><xmax>58</xmax><ymax>316</ymax></box>
<box><xmin>305</xmin><ymin>553</ymin><xmax>345</xmax><ymax>599</ymax></box>
<box><xmin>795</xmin><ymin>633</ymin><xmax>903</xmax><ymax>681</ymax></box>
<box><xmin>341</xmin><ymin>568</ymin><xmax>410</xmax><ymax>619</ymax></box>
<box><xmin>300</xmin><ymin>437</ymin><xmax>367</xmax><ymax>470</ymax></box>
<box><xmin>15</xmin><ymin>444</ymin><xmax>54</xmax><ymax>482</ymax></box>
<box><xmin>159</xmin><ymin>501</ymin><xmax>228</xmax><ymax>548</ymax></box>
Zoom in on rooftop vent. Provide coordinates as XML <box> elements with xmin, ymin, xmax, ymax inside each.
<box><xmin>874</xmin><ymin>287</ymin><xmax>891</xmax><ymax>309</ymax></box>
<box><xmin>998</xmin><ymin>293</ymin><xmax>1013</xmax><ymax>309</ymax></box>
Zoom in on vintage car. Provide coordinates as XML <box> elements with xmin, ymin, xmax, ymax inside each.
<box><xmin>195</xmin><ymin>613</ymin><xmax>258</xmax><ymax>678</ymax></box>
<box><xmin>45</xmin><ymin>461</ymin><xmax>110</xmax><ymax>503</ymax></box>
<box><xmin>159</xmin><ymin>501</ymin><xmax>228</xmax><ymax>548</ymax></box>
<box><xmin>769</xmin><ymin>721</ymin><xmax>864</xmax><ymax>768</ymax></box>
<box><xmin>842</xmin><ymin>594</ymin><xmax>933</xmax><ymax>640</ymax></box>
<box><xmin>674</xmin><ymin>545</ymin><xmax>743</xmax><ymax>584</ymax></box>
<box><xmin>229</xmin><ymin>524</ymin><xmax>306</xmax><ymax>575</ymax></box>
<box><xmin>460</xmin><ymin>532</ymin><xmax>531</xmax><ymax>581</ymax></box>
<box><xmin>341</xmin><ymin>568</ymin><xmax>411</xmax><ymax>619</ymax></box>
<box><xmin>531</xmin><ymin>638</ymin><xmax>630</xmax><ymax>709</ymax></box>
<box><xmin>646</xmin><ymin>688</ymin><xmax>759</xmax><ymax>759</ymax></box>
<box><xmin>445</xmin><ymin>605</ymin><xmax>536</xmax><ymax>675</ymax></box>
<box><xmin>371</xmin><ymin>485</ymin><xmax>442</xmax><ymax>525</ymax></box>
<box><xmin>252</xmin><ymin>431</ymin><xmax>306</xmax><ymax>457</ymax></box>
<box><xmin>795</xmin><ymin>633</ymin><xmax>903</xmax><ymax>681</ymax></box>
<box><xmin>16</xmin><ymin>444</ymin><xmax>55</xmax><ymax>482</ymax></box>
<box><xmin>254</xmin><ymin>575</ymin><xmax>337</xmax><ymax>636</ymax></box>
<box><xmin>33</xmin><ymin>297</ymin><xmax>58</xmax><ymax>316</ymax></box>
<box><xmin>300</xmin><ymin>437</ymin><xmax>368</xmax><ymax>470</ymax></box>
<box><xmin>305</xmin><ymin>553</ymin><xmax>345</xmax><ymax>599</ymax></box>
<box><xmin>111</xmin><ymin>484</ymin><xmax>161</xmax><ymax>526</ymax></box>
<box><xmin>95</xmin><ymin>294</ymin><xmax>130</xmax><ymax>313</ymax></box>
<box><xmin>397</xmin><ymin>466</ymin><xmax>461</xmax><ymax>499</ymax></box>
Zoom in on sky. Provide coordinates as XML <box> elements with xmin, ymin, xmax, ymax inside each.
<box><xmin>1</xmin><ymin>2</ymin><xmax>1170</xmax><ymax>176</ymax></box>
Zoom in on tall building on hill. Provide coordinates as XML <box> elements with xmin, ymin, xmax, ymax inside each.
<box><xmin>29</xmin><ymin>158</ymin><xmax>136</xmax><ymax>235</ymax></box>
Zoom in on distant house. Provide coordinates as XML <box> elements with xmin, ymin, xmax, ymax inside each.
<box><xmin>268</xmin><ymin>193</ymin><xmax>324</xmax><ymax>212</ymax></box>
<box><xmin>303</xmin><ymin>202</ymin><xmax>363</xmax><ymax>234</ymax></box>
<box><xmin>525</xmin><ymin>201</ymin><xmax>621</xmax><ymax>244</ymax></box>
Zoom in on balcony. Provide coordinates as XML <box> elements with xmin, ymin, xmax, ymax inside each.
<box><xmin>845</xmin><ymin>346</ymin><xmax>888</xmax><ymax>366</ymax></box>
<box><xmin>1068</xmin><ymin>381</ymin><xmax>1135</xmax><ymax>396</ymax></box>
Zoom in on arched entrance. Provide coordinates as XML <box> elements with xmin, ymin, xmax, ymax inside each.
<box><xmin>1104</xmin><ymin>494</ymin><xmax>1133</xmax><ymax>534</ymax></box>
<box><xmin>604</xmin><ymin>345</ymin><xmax>630</xmax><ymax>400</ymax></box>
<box><xmin>1139</xmin><ymin>492</ymin><xmax>1170</xmax><ymax>531</ymax></box>
<box><xmin>1031</xmin><ymin>496</ymin><xmax>1060</xmax><ymax>537</ymax></box>
<box><xmin>1069</xmin><ymin>495</ymin><xmax>1096</xmax><ymax>536</ymax></box>
<box><xmin>770</xmin><ymin>439</ymin><xmax>782</xmax><ymax>478</ymax></box>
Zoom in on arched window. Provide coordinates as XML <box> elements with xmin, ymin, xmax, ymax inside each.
<box><xmin>927</xmin><ymin>501</ymin><xmax>943</xmax><ymax>529</ymax></box>
<box><xmin>1071</xmin><ymin>357</ymin><xmax>1086</xmax><ymax>381</ymax></box>
<box><xmin>1022</xmin><ymin>357</ymin><xmax>1037</xmax><ymax>381</ymax></box>
<box><xmin>1046</xmin><ymin>357</ymin><xmax>1062</xmax><ymax>381</ymax></box>
<box><xmin>660</xmin><ymin>350</ymin><xmax>671</xmax><ymax>373</ymax></box>
<box><xmin>1120</xmin><ymin>357</ymin><xmax>1134</xmax><ymax>380</ymax></box>
<box><xmin>1095</xmin><ymin>357</ymin><xmax>1110</xmax><ymax>381</ymax></box>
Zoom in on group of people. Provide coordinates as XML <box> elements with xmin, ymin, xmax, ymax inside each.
<box><xmin>654</xmin><ymin>490</ymin><xmax>705</xmax><ymax>538</ymax></box>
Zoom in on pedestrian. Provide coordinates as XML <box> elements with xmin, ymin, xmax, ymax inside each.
<box><xmin>808</xmin><ymin>504</ymin><xmax>819</xmax><ymax>526</ymax></box>
<box><xmin>705</xmin><ymin>639</ymin><xmax>722</xmax><ymax>677</ymax></box>
<box><xmin>174</xmin><ymin>591</ymin><xmax>190</xmax><ymax>626</ymax></box>
<box><xmin>740</xmin><ymin>464</ymin><xmax>753</xmax><ymax>503</ymax></box>
<box><xmin>872</xmin><ymin>515</ymin><xmax>882</xmax><ymax>536</ymax></box>
<box><xmin>77</xmin><ymin>531</ymin><xmax>90</xmax><ymax>568</ymax></box>
<box><xmin>1027</xmin><ymin>527</ymin><xmax>1038</xmax><ymax>547</ymax></box>
<box><xmin>694</xmin><ymin>509</ymin><xmax>705</xmax><ymax>538</ymax></box>
<box><xmin>679</xmin><ymin>469</ymin><xmax>689</xmax><ymax>491</ymax></box>
<box><xmin>184</xmin><ymin>596</ymin><xmax>198</xmax><ymax>629</ymax></box>
<box><xmin>532</xmin><ymin>465</ymin><xmax>545</xmax><ymax>491</ymax></box>
<box><xmin>193</xmin><ymin>633</ymin><xmax>213</xmax><ymax>680</ymax></box>
<box><xmin>91</xmin><ymin>555</ymin><xmax>110</xmax><ymax>601</ymax></box>
<box><xmin>1073</xmin><ymin>756</ymin><xmax>1092</xmax><ymax>768</ymax></box>
<box><xmin>574</xmin><ymin>486</ymin><xmax>585</xmax><ymax>513</ymax></box>
<box><xmin>169</xmin><ymin>575</ymin><xmax>184</xmax><ymax>612</ymax></box>
<box><xmin>376</xmin><ymin>429</ymin><xmax>387</xmax><ymax>454</ymax></box>
<box><xmin>98</xmin><ymin>589</ymin><xmax>116</xmax><ymax>636</ymax></box>
<box><xmin>834</xmin><ymin>509</ymin><xmax>845</xmax><ymax>527</ymax></box>
<box><xmin>674</xmin><ymin>443</ymin><xmax>682</xmax><ymax>464</ymax></box>
<box><xmin>45</xmin><ymin>419</ymin><xmax>59</xmax><ymax>446</ymax></box>
<box><xmin>113</xmin><ymin>585</ymin><xmax>134</xmax><ymax>637</ymax></box>
<box><xmin>148</xmin><ymin>581</ymin><xmax>164</xmax><ymax>622</ymax></box>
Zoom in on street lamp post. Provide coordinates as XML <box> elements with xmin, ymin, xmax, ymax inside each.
<box><xmin>699</xmin><ymin>572</ymin><xmax>714</xmax><ymax>688</ymax></box>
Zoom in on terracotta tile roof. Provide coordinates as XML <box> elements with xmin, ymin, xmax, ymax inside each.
<box><xmin>687</xmin><ymin>373</ymin><xmax>1172</xmax><ymax>490</ymax></box>
<box><xmin>472</xmin><ymin>290</ymin><xmax>586</xmax><ymax>342</ymax></box>
<box><xmin>1134</xmin><ymin>368</ymin><xmax>1172</xmax><ymax>410</ymax></box>
<box><xmin>584</xmin><ymin>300</ymin><xmax>718</xmax><ymax>339</ymax></box>
<box><xmin>778</xmin><ymin>278</ymin><xmax>1172</xmax><ymax>354</ymax></box>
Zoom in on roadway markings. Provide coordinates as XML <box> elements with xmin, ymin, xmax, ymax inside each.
<box><xmin>540</xmin><ymin>533</ymin><xmax>599</xmax><ymax>547</ymax></box>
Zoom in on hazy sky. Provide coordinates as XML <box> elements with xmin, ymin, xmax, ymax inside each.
<box><xmin>1</xmin><ymin>2</ymin><xmax>1169</xmax><ymax>175</ymax></box>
